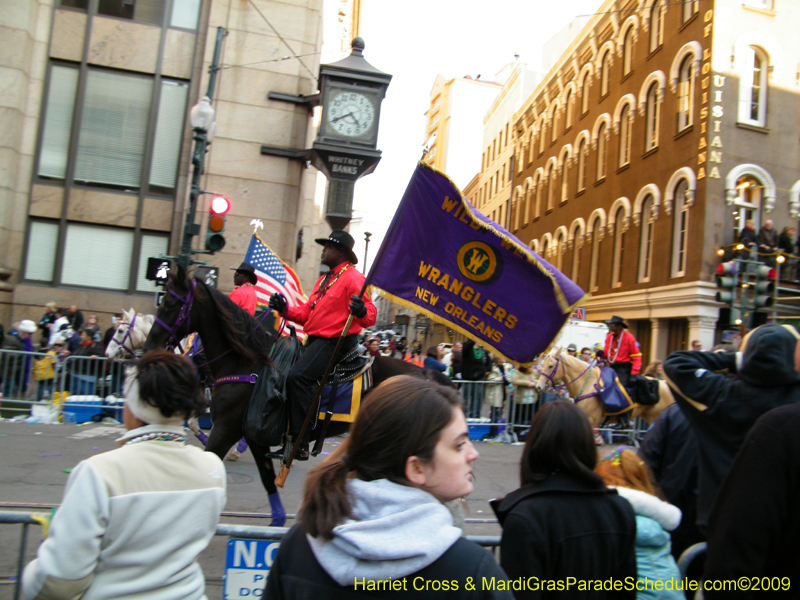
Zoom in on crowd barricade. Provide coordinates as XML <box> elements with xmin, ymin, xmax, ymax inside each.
<box><xmin>0</xmin><ymin>349</ymin><xmax>127</xmax><ymax>422</ymax></box>
<box><xmin>0</xmin><ymin>511</ymin><xmax>500</xmax><ymax>598</ymax></box>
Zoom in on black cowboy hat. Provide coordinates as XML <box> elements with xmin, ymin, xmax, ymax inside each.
<box><xmin>604</xmin><ymin>315</ymin><xmax>628</xmax><ymax>328</ymax></box>
<box><xmin>230</xmin><ymin>262</ymin><xmax>258</xmax><ymax>285</ymax></box>
<box><xmin>315</xmin><ymin>229</ymin><xmax>358</xmax><ymax>264</ymax></box>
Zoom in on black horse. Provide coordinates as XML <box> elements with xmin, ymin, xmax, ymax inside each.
<box><xmin>143</xmin><ymin>267</ymin><xmax>454</xmax><ymax>525</ymax></box>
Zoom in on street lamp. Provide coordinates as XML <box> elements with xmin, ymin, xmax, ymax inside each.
<box><xmin>363</xmin><ymin>231</ymin><xmax>372</xmax><ymax>273</ymax></box>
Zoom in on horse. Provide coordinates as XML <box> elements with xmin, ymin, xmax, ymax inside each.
<box><xmin>142</xmin><ymin>266</ymin><xmax>455</xmax><ymax>525</ymax></box>
<box><xmin>535</xmin><ymin>347</ymin><xmax>674</xmax><ymax>430</ymax></box>
<box><xmin>105</xmin><ymin>308</ymin><xmax>154</xmax><ymax>359</ymax></box>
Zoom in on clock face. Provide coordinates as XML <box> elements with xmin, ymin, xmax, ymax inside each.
<box><xmin>327</xmin><ymin>91</ymin><xmax>375</xmax><ymax>138</ymax></box>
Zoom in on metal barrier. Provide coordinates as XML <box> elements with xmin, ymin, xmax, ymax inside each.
<box><xmin>0</xmin><ymin>511</ymin><xmax>500</xmax><ymax>599</ymax></box>
<box><xmin>0</xmin><ymin>349</ymin><xmax>127</xmax><ymax>421</ymax></box>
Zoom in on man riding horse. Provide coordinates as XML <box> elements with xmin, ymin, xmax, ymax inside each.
<box><xmin>603</xmin><ymin>315</ymin><xmax>642</xmax><ymax>387</ymax></box>
<box><xmin>268</xmin><ymin>229</ymin><xmax>376</xmax><ymax>460</ymax></box>
<box><xmin>229</xmin><ymin>262</ymin><xmax>258</xmax><ymax>316</ymax></box>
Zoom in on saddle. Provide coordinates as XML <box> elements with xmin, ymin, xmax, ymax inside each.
<box><xmin>595</xmin><ymin>368</ymin><xmax>660</xmax><ymax>416</ymax></box>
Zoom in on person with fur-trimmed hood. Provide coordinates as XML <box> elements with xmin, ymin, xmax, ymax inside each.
<box><xmin>662</xmin><ymin>323</ymin><xmax>800</xmax><ymax>534</ymax></box>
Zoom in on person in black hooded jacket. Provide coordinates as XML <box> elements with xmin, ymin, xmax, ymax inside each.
<box><xmin>662</xmin><ymin>323</ymin><xmax>800</xmax><ymax>534</ymax></box>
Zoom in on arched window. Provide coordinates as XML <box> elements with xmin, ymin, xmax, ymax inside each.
<box><xmin>734</xmin><ymin>175</ymin><xmax>762</xmax><ymax>231</ymax></box>
<box><xmin>682</xmin><ymin>0</ymin><xmax>695</xmax><ymax>23</ymax></box>
<box><xmin>600</xmin><ymin>51</ymin><xmax>612</xmax><ymax>97</ymax></box>
<box><xmin>577</xmin><ymin>139</ymin><xmax>587</xmax><ymax>191</ymax></box>
<box><xmin>546</xmin><ymin>162</ymin><xmax>555</xmax><ymax>211</ymax></box>
<box><xmin>589</xmin><ymin>228</ymin><xmax>602</xmax><ymax>292</ymax></box>
<box><xmin>551</xmin><ymin>107</ymin><xmax>560</xmax><ymax>145</ymax></box>
<box><xmin>561</xmin><ymin>159</ymin><xmax>569</xmax><ymax>203</ymax></box>
<box><xmin>534</xmin><ymin>173</ymin><xmax>542</xmax><ymax>219</ymax></box>
<box><xmin>612</xmin><ymin>207</ymin><xmax>626</xmax><ymax>287</ymax></box>
<box><xmin>671</xmin><ymin>179</ymin><xmax>690</xmax><ymax>277</ymax></box>
<box><xmin>596</xmin><ymin>123</ymin><xmax>607</xmax><ymax>180</ymax></box>
<box><xmin>645</xmin><ymin>83</ymin><xmax>659</xmax><ymax>150</ymax></box>
<box><xmin>539</xmin><ymin>121</ymin><xmax>547</xmax><ymax>155</ymax></box>
<box><xmin>619</xmin><ymin>106</ymin><xmax>631</xmax><ymax>167</ymax></box>
<box><xmin>572</xmin><ymin>242</ymin><xmax>581</xmax><ymax>283</ymax></box>
<box><xmin>580</xmin><ymin>71</ymin><xmax>590</xmax><ymax>114</ymax></box>
<box><xmin>677</xmin><ymin>55</ymin><xmax>695</xmax><ymax>131</ymax></box>
<box><xmin>738</xmin><ymin>46</ymin><xmax>769</xmax><ymax>126</ymax></box>
<box><xmin>623</xmin><ymin>27</ymin><xmax>635</xmax><ymax>76</ymax></box>
<box><xmin>638</xmin><ymin>195</ymin><xmax>655</xmax><ymax>282</ymax></box>
<box><xmin>649</xmin><ymin>1</ymin><xmax>663</xmax><ymax>53</ymax></box>
<box><xmin>564</xmin><ymin>89</ymin><xmax>574</xmax><ymax>130</ymax></box>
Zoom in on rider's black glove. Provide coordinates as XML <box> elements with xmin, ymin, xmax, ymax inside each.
<box><xmin>269</xmin><ymin>293</ymin><xmax>287</xmax><ymax>314</ymax></box>
<box><xmin>349</xmin><ymin>295</ymin><xmax>367</xmax><ymax>319</ymax></box>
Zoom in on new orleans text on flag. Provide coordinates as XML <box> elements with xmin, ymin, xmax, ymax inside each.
<box><xmin>244</xmin><ymin>233</ymin><xmax>307</xmax><ymax>339</ymax></box>
<box><xmin>366</xmin><ymin>163</ymin><xmax>586</xmax><ymax>366</ymax></box>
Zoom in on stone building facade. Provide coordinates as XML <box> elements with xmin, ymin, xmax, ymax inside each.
<box><xmin>1</xmin><ymin>0</ymin><xmax>329</xmax><ymax>328</ymax></box>
<box><xmin>508</xmin><ymin>0</ymin><xmax>800</xmax><ymax>364</ymax></box>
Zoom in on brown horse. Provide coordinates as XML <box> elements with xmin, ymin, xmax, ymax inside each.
<box><xmin>143</xmin><ymin>267</ymin><xmax>452</xmax><ymax>525</ymax></box>
<box><xmin>535</xmin><ymin>347</ymin><xmax>674</xmax><ymax>429</ymax></box>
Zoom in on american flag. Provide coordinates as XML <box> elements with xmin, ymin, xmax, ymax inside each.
<box><xmin>244</xmin><ymin>233</ymin><xmax>307</xmax><ymax>339</ymax></box>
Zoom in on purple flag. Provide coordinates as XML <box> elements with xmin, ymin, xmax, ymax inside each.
<box><xmin>366</xmin><ymin>163</ymin><xmax>586</xmax><ymax>366</ymax></box>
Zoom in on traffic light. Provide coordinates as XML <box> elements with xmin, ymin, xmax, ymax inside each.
<box><xmin>205</xmin><ymin>195</ymin><xmax>230</xmax><ymax>253</ymax></box>
<box><xmin>715</xmin><ymin>261</ymin><xmax>738</xmax><ymax>306</ymax></box>
<box><xmin>753</xmin><ymin>265</ymin><xmax>776</xmax><ymax>309</ymax></box>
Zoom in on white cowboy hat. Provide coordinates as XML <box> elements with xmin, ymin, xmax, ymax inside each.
<box><xmin>19</xmin><ymin>320</ymin><xmax>37</xmax><ymax>334</ymax></box>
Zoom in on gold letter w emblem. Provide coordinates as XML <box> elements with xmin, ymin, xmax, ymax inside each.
<box><xmin>466</xmin><ymin>249</ymin><xmax>489</xmax><ymax>274</ymax></box>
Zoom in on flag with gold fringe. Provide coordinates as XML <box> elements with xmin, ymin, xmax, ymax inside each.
<box><xmin>365</xmin><ymin>163</ymin><xmax>586</xmax><ymax>366</ymax></box>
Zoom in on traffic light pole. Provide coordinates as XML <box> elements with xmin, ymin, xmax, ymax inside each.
<box><xmin>178</xmin><ymin>26</ymin><xmax>227</xmax><ymax>271</ymax></box>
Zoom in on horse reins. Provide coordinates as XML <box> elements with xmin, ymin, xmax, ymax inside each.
<box><xmin>535</xmin><ymin>354</ymin><xmax>600</xmax><ymax>402</ymax></box>
<box><xmin>114</xmin><ymin>313</ymin><xmax>139</xmax><ymax>358</ymax></box>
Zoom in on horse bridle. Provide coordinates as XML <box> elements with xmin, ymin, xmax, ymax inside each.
<box><xmin>535</xmin><ymin>353</ymin><xmax>597</xmax><ymax>392</ymax></box>
<box><xmin>114</xmin><ymin>313</ymin><xmax>139</xmax><ymax>358</ymax></box>
<box><xmin>154</xmin><ymin>280</ymin><xmax>196</xmax><ymax>353</ymax></box>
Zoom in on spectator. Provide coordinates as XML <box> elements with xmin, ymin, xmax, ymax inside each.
<box><xmin>738</xmin><ymin>219</ymin><xmax>758</xmax><ymax>259</ymax></box>
<box><xmin>484</xmin><ymin>355</ymin><xmax>507</xmax><ymax>437</ymax></box>
<box><xmin>103</xmin><ymin>313</ymin><xmax>122</xmax><ymax>351</ymax></box>
<box><xmin>495</xmin><ymin>401</ymin><xmax>636</xmax><ymax>598</ymax></box>
<box><xmin>265</xmin><ymin>375</ymin><xmax>512</xmax><ymax>599</ymax></box>
<box><xmin>2</xmin><ymin>321</ymin><xmax>36</xmax><ymax>396</ymax></box>
<box><xmin>447</xmin><ymin>341</ymin><xmax>463</xmax><ymax>379</ymax></box>
<box><xmin>596</xmin><ymin>446</ymin><xmax>683</xmax><ymax>600</ymax></box>
<box><xmin>66</xmin><ymin>305</ymin><xmax>84</xmax><ymax>332</ymax></box>
<box><xmin>461</xmin><ymin>340</ymin><xmax>491</xmax><ymax>418</ymax></box>
<box><xmin>690</xmin><ymin>340</ymin><xmax>702</xmax><ymax>351</ymax></box>
<box><xmin>757</xmin><ymin>218</ymin><xmax>778</xmax><ymax>266</ymax></box>
<box><xmin>366</xmin><ymin>338</ymin><xmax>381</xmax><ymax>358</ymax></box>
<box><xmin>642</xmin><ymin>361</ymin><xmax>665</xmax><ymax>380</ymax></box>
<box><xmin>69</xmin><ymin>327</ymin><xmax>104</xmax><ymax>395</ymax></box>
<box><xmin>511</xmin><ymin>365</ymin><xmax>537</xmax><ymax>438</ymax></box>
<box><xmin>33</xmin><ymin>342</ymin><xmax>58</xmax><ymax>402</ymax></box>
<box><xmin>579</xmin><ymin>347</ymin><xmax>592</xmax><ymax>362</ymax></box>
<box><xmin>38</xmin><ymin>302</ymin><xmax>58</xmax><ymax>345</ymax></box>
<box><xmin>423</xmin><ymin>345</ymin><xmax>447</xmax><ymax>372</ymax></box>
<box><xmin>48</xmin><ymin>308</ymin><xmax>71</xmax><ymax>347</ymax></box>
<box><xmin>778</xmin><ymin>225</ymin><xmax>796</xmax><ymax>280</ymax></box>
<box><xmin>638</xmin><ymin>403</ymin><xmax>702</xmax><ymax>562</ymax></box>
<box><xmin>662</xmin><ymin>323</ymin><xmax>800</xmax><ymax>534</ymax></box>
<box><xmin>23</xmin><ymin>350</ymin><xmax>225</xmax><ymax>599</ymax></box>
<box><xmin>703</xmin><ymin>400</ymin><xmax>800</xmax><ymax>596</ymax></box>
<box><xmin>83</xmin><ymin>314</ymin><xmax>102</xmax><ymax>344</ymax></box>
<box><xmin>565</xmin><ymin>343</ymin><xmax>577</xmax><ymax>357</ymax></box>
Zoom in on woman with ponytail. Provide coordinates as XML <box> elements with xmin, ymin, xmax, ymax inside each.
<box><xmin>265</xmin><ymin>375</ymin><xmax>512</xmax><ymax>599</ymax></box>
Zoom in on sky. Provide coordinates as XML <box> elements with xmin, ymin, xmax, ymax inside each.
<box><xmin>346</xmin><ymin>0</ymin><xmax>605</xmax><ymax>271</ymax></box>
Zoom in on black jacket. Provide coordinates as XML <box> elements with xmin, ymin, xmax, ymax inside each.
<box><xmin>265</xmin><ymin>523</ymin><xmax>514</xmax><ymax>600</ymax></box>
<box><xmin>638</xmin><ymin>402</ymin><xmax>702</xmax><ymax>558</ymax></box>
<box><xmin>704</xmin><ymin>402</ymin><xmax>800</xmax><ymax>596</ymax></box>
<box><xmin>461</xmin><ymin>340</ymin><xmax>491</xmax><ymax>381</ymax></box>
<box><xmin>662</xmin><ymin>324</ymin><xmax>800</xmax><ymax>532</ymax></box>
<box><xmin>496</xmin><ymin>472</ymin><xmax>637</xmax><ymax>599</ymax></box>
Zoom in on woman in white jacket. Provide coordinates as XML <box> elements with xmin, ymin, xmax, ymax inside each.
<box><xmin>23</xmin><ymin>350</ymin><xmax>226</xmax><ymax>600</ymax></box>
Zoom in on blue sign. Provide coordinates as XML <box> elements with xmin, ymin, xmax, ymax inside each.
<box><xmin>224</xmin><ymin>538</ymin><xmax>281</xmax><ymax>599</ymax></box>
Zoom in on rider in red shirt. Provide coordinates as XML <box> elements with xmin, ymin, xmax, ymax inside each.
<box><xmin>228</xmin><ymin>263</ymin><xmax>258</xmax><ymax>316</ymax></box>
<box><xmin>268</xmin><ymin>230</ymin><xmax>376</xmax><ymax>459</ymax></box>
<box><xmin>603</xmin><ymin>315</ymin><xmax>642</xmax><ymax>387</ymax></box>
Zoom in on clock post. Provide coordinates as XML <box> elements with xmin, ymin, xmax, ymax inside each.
<box><xmin>312</xmin><ymin>37</ymin><xmax>392</xmax><ymax>229</ymax></box>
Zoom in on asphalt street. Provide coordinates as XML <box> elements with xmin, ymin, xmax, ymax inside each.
<box><xmin>0</xmin><ymin>419</ymin><xmax>525</xmax><ymax>600</ymax></box>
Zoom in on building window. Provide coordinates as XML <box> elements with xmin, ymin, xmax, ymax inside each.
<box><xmin>677</xmin><ymin>55</ymin><xmax>695</xmax><ymax>131</ymax></box>
<box><xmin>622</xmin><ymin>28</ymin><xmax>635</xmax><ymax>76</ymax></box>
<box><xmin>551</xmin><ymin>108</ymin><xmax>560</xmax><ymax>145</ymax></box>
<box><xmin>612</xmin><ymin>208</ymin><xmax>626</xmax><ymax>287</ymax></box>
<box><xmin>671</xmin><ymin>180</ymin><xmax>689</xmax><ymax>277</ymax></box>
<box><xmin>539</xmin><ymin>121</ymin><xmax>547</xmax><ymax>154</ymax></box>
<box><xmin>600</xmin><ymin>51</ymin><xmax>611</xmax><ymax>96</ymax></box>
<box><xmin>580</xmin><ymin>72</ymin><xmax>590</xmax><ymax>114</ymax></box>
<box><xmin>682</xmin><ymin>0</ymin><xmax>696</xmax><ymax>23</ymax></box>
<box><xmin>534</xmin><ymin>175</ymin><xmax>542</xmax><ymax>219</ymax></box>
<box><xmin>649</xmin><ymin>1</ymin><xmax>663</xmax><ymax>53</ymax></box>
<box><xmin>561</xmin><ymin>159</ymin><xmax>569</xmax><ymax>202</ymax></box>
<box><xmin>577</xmin><ymin>139</ymin><xmax>586</xmax><ymax>191</ymax></box>
<box><xmin>638</xmin><ymin>195</ymin><xmax>655</xmax><ymax>282</ymax></box>
<box><xmin>734</xmin><ymin>175</ymin><xmax>762</xmax><ymax>231</ymax></box>
<box><xmin>645</xmin><ymin>83</ymin><xmax>659</xmax><ymax>150</ymax></box>
<box><xmin>24</xmin><ymin>221</ymin><xmax>60</xmax><ymax>282</ymax></box>
<box><xmin>619</xmin><ymin>106</ymin><xmax>631</xmax><ymax>167</ymax></box>
<box><xmin>37</xmin><ymin>65</ymin><xmax>189</xmax><ymax>196</ymax></box>
<box><xmin>565</xmin><ymin>89</ymin><xmax>574</xmax><ymax>130</ymax></box>
<box><xmin>589</xmin><ymin>228</ymin><xmax>601</xmax><ymax>292</ymax></box>
<box><xmin>596</xmin><ymin>123</ymin><xmax>607</xmax><ymax>180</ymax></box>
<box><xmin>546</xmin><ymin>163</ymin><xmax>555</xmax><ymax>211</ymax></box>
<box><xmin>571</xmin><ymin>241</ymin><xmax>581</xmax><ymax>283</ymax></box>
<box><xmin>738</xmin><ymin>45</ymin><xmax>768</xmax><ymax>127</ymax></box>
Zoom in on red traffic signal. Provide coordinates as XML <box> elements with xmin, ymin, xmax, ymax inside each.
<box><xmin>210</xmin><ymin>195</ymin><xmax>231</xmax><ymax>216</ymax></box>
<box><xmin>205</xmin><ymin>195</ymin><xmax>230</xmax><ymax>253</ymax></box>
